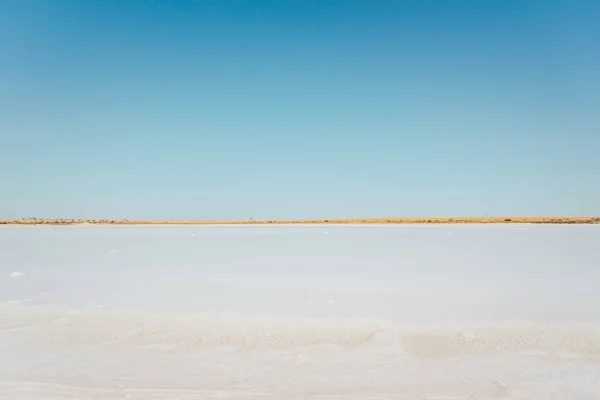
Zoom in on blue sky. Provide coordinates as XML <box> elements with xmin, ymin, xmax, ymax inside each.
<box><xmin>1</xmin><ymin>0</ymin><xmax>599</xmax><ymax>219</ymax></box>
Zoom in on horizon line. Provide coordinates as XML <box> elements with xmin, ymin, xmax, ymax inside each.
<box><xmin>1</xmin><ymin>217</ymin><xmax>599</xmax><ymax>225</ymax></box>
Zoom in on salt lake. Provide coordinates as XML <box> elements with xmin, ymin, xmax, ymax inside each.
<box><xmin>1</xmin><ymin>224</ymin><xmax>599</xmax><ymax>399</ymax></box>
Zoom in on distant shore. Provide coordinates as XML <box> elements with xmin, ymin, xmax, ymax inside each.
<box><xmin>1</xmin><ymin>217</ymin><xmax>599</xmax><ymax>225</ymax></box>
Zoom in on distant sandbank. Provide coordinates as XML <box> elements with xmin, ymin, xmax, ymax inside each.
<box><xmin>1</xmin><ymin>217</ymin><xmax>599</xmax><ymax>225</ymax></box>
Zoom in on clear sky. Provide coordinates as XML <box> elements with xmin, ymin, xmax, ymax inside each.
<box><xmin>1</xmin><ymin>0</ymin><xmax>599</xmax><ymax>220</ymax></box>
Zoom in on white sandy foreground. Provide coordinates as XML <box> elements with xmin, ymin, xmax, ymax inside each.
<box><xmin>1</xmin><ymin>224</ymin><xmax>600</xmax><ymax>399</ymax></box>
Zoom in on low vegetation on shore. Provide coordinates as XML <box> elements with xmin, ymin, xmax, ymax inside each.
<box><xmin>1</xmin><ymin>217</ymin><xmax>599</xmax><ymax>225</ymax></box>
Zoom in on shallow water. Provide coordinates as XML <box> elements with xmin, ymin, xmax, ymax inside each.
<box><xmin>1</xmin><ymin>224</ymin><xmax>600</xmax><ymax>399</ymax></box>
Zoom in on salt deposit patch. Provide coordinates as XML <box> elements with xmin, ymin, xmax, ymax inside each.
<box><xmin>1</xmin><ymin>304</ymin><xmax>600</xmax><ymax>399</ymax></box>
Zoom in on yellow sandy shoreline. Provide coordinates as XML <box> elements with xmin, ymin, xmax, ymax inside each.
<box><xmin>1</xmin><ymin>217</ymin><xmax>599</xmax><ymax>225</ymax></box>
